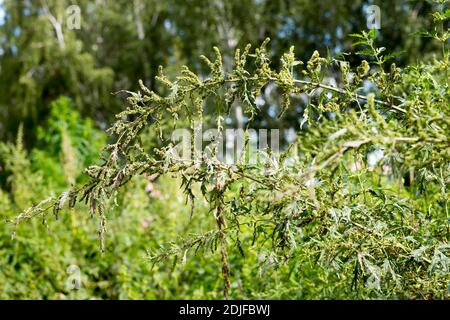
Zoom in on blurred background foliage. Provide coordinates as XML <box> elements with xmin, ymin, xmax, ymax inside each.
<box><xmin>0</xmin><ymin>100</ymin><xmax>372</xmax><ymax>299</ymax></box>
<box><xmin>0</xmin><ymin>0</ymin><xmax>444</xmax><ymax>143</ymax></box>
<box><xmin>0</xmin><ymin>0</ymin><xmax>448</xmax><ymax>299</ymax></box>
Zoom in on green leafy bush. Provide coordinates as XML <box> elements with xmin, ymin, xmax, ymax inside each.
<box><xmin>9</xmin><ymin>2</ymin><xmax>450</xmax><ymax>299</ymax></box>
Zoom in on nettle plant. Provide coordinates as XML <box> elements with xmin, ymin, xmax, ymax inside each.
<box><xmin>13</xmin><ymin>11</ymin><xmax>449</xmax><ymax>298</ymax></box>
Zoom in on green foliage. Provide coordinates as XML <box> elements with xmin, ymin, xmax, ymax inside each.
<box><xmin>0</xmin><ymin>114</ymin><xmax>355</xmax><ymax>299</ymax></box>
<box><xmin>0</xmin><ymin>0</ymin><xmax>446</xmax><ymax>144</ymax></box>
<box><xmin>0</xmin><ymin>0</ymin><xmax>114</xmax><ymax>143</ymax></box>
<box><xmin>32</xmin><ymin>96</ymin><xmax>107</xmax><ymax>186</ymax></box>
<box><xmin>11</xmin><ymin>1</ymin><xmax>450</xmax><ymax>300</ymax></box>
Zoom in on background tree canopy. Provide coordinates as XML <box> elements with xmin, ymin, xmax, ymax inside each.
<box><xmin>0</xmin><ymin>0</ymin><xmax>443</xmax><ymax>144</ymax></box>
<box><xmin>0</xmin><ymin>0</ymin><xmax>448</xmax><ymax>299</ymax></box>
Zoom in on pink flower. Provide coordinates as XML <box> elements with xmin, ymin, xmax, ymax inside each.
<box><xmin>350</xmin><ymin>161</ymin><xmax>363</xmax><ymax>172</ymax></box>
<box><xmin>150</xmin><ymin>190</ymin><xmax>163</xmax><ymax>200</ymax></box>
<box><xmin>141</xmin><ymin>217</ymin><xmax>153</xmax><ymax>229</ymax></box>
<box><xmin>146</xmin><ymin>174</ymin><xmax>158</xmax><ymax>181</ymax></box>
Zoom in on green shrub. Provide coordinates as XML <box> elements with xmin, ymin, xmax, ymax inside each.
<box><xmin>8</xmin><ymin>2</ymin><xmax>450</xmax><ymax>299</ymax></box>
